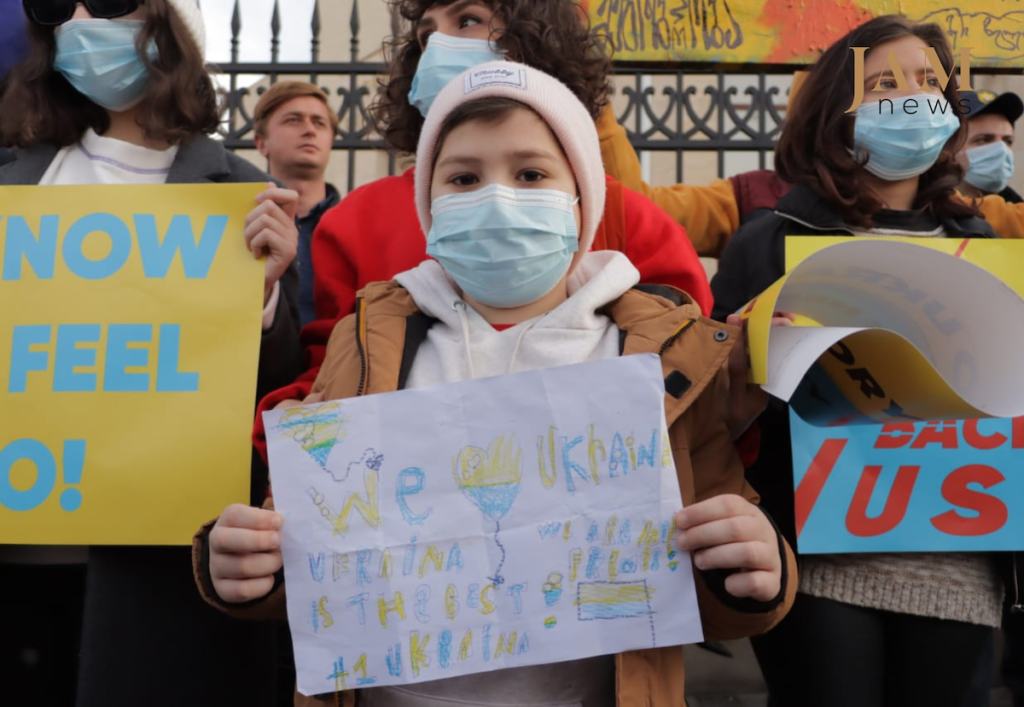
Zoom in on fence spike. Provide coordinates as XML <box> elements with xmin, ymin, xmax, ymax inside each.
<box><xmin>271</xmin><ymin>0</ymin><xmax>281</xmax><ymax>64</ymax></box>
<box><xmin>230</xmin><ymin>0</ymin><xmax>241</xmax><ymax>63</ymax></box>
<box><xmin>311</xmin><ymin>0</ymin><xmax>322</xmax><ymax>63</ymax></box>
<box><xmin>350</xmin><ymin>0</ymin><xmax>361</xmax><ymax>62</ymax></box>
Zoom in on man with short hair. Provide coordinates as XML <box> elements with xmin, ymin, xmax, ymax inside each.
<box><xmin>254</xmin><ymin>81</ymin><xmax>340</xmax><ymax>326</ymax></box>
<box><xmin>959</xmin><ymin>89</ymin><xmax>1024</xmax><ymax>707</ymax></box>
<box><xmin>959</xmin><ymin>89</ymin><xmax>1023</xmax><ymax>203</ymax></box>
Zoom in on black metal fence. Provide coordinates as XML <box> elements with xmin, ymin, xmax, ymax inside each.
<box><xmin>213</xmin><ymin>0</ymin><xmax>995</xmax><ymax>190</ymax></box>
<box><xmin>214</xmin><ymin>0</ymin><xmax>391</xmax><ymax>186</ymax></box>
<box><xmin>213</xmin><ymin>0</ymin><xmax>799</xmax><ymax>190</ymax></box>
<box><xmin>609</xmin><ymin>64</ymin><xmax>794</xmax><ymax>183</ymax></box>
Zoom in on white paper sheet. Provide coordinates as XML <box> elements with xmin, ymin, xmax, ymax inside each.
<box><xmin>743</xmin><ymin>239</ymin><xmax>1024</xmax><ymax>424</ymax></box>
<box><xmin>264</xmin><ymin>354</ymin><xmax>704</xmax><ymax>695</ymax></box>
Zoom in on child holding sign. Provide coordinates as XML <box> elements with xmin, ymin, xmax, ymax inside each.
<box><xmin>711</xmin><ymin>15</ymin><xmax>1003</xmax><ymax>707</ymax></box>
<box><xmin>255</xmin><ymin>0</ymin><xmax>725</xmax><ymax>447</ymax></box>
<box><xmin>0</xmin><ymin>1</ymin><xmax>303</xmax><ymax>705</ymax></box>
<box><xmin>195</xmin><ymin>62</ymin><xmax>797</xmax><ymax>706</ymax></box>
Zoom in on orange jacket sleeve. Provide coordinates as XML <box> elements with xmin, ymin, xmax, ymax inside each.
<box><xmin>977</xmin><ymin>193</ymin><xmax>1024</xmax><ymax>238</ymax></box>
<box><xmin>596</xmin><ymin>102</ymin><xmax>741</xmax><ymax>257</ymax></box>
<box><xmin>606</xmin><ymin>177</ymin><xmax>714</xmax><ymax>316</ymax></box>
<box><xmin>685</xmin><ymin>367</ymin><xmax>798</xmax><ymax>640</ymax></box>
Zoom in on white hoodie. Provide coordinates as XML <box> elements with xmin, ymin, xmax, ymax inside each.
<box><xmin>394</xmin><ymin>251</ymin><xmax>641</xmax><ymax>389</ymax></box>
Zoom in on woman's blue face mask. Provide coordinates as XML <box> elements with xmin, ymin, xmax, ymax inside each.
<box><xmin>54</xmin><ymin>19</ymin><xmax>158</xmax><ymax>112</ymax></box>
<box><xmin>407</xmin><ymin>33</ymin><xmax>504</xmax><ymax>118</ymax></box>
<box><xmin>851</xmin><ymin>97</ymin><xmax>961</xmax><ymax>181</ymax></box>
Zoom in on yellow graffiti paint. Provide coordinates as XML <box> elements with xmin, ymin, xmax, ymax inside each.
<box><xmin>586</xmin><ymin>0</ymin><xmax>1021</xmax><ymax>68</ymax></box>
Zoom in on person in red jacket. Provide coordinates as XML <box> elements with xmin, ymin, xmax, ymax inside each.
<box><xmin>253</xmin><ymin>0</ymin><xmax>717</xmax><ymax>458</ymax></box>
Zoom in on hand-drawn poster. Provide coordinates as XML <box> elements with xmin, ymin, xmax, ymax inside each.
<box><xmin>782</xmin><ymin>238</ymin><xmax>1024</xmax><ymax>553</ymax></box>
<box><xmin>264</xmin><ymin>355</ymin><xmax>704</xmax><ymax>695</ymax></box>
<box><xmin>0</xmin><ymin>184</ymin><xmax>264</xmax><ymax>545</ymax></box>
<box><xmin>585</xmin><ymin>0</ymin><xmax>1024</xmax><ymax>67</ymax></box>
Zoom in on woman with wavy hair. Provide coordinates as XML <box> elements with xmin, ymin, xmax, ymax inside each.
<box><xmin>253</xmin><ymin>0</ymin><xmax>743</xmax><ymax>444</ymax></box>
<box><xmin>0</xmin><ymin>1</ymin><xmax>302</xmax><ymax>705</ymax></box>
<box><xmin>711</xmin><ymin>15</ymin><xmax>1002</xmax><ymax>707</ymax></box>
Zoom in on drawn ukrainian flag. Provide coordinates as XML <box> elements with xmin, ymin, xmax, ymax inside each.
<box><xmin>576</xmin><ymin>580</ymin><xmax>654</xmax><ymax>620</ymax></box>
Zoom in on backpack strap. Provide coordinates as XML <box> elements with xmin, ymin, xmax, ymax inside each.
<box><xmin>631</xmin><ymin>283</ymin><xmax>685</xmax><ymax>306</ymax></box>
<box><xmin>396</xmin><ymin>311</ymin><xmax>435</xmax><ymax>391</ymax></box>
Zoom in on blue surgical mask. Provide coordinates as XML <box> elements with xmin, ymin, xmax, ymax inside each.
<box><xmin>408</xmin><ymin>33</ymin><xmax>504</xmax><ymax>118</ymax></box>
<box><xmin>964</xmin><ymin>140</ymin><xmax>1015</xmax><ymax>194</ymax></box>
<box><xmin>851</xmin><ymin>98</ymin><xmax>961</xmax><ymax>180</ymax></box>
<box><xmin>54</xmin><ymin>19</ymin><xmax>158</xmax><ymax>112</ymax></box>
<box><xmin>426</xmin><ymin>184</ymin><xmax>580</xmax><ymax>308</ymax></box>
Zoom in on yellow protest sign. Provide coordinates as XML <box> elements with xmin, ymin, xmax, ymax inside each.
<box><xmin>0</xmin><ymin>184</ymin><xmax>264</xmax><ymax>545</ymax></box>
<box><xmin>586</xmin><ymin>0</ymin><xmax>1023</xmax><ymax>67</ymax></box>
<box><xmin>785</xmin><ymin>236</ymin><xmax>1024</xmax><ymax>287</ymax></box>
<box><xmin>739</xmin><ymin>237</ymin><xmax>1024</xmax><ymax>425</ymax></box>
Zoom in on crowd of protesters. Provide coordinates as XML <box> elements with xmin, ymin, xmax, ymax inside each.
<box><xmin>3</xmin><ymin>1</ymin><xmax>1024</xmax><ymax>707</ymax></box>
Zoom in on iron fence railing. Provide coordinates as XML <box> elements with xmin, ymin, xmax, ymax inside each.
<box><xmin>212</xmin><ymin>0</ymin><xmax>797</xmax><ymax>189</ymax></box>
<box><xmin>211</xmin><ymin>0</ymin><xmax>1001</xmax><ymax>190</ymax></box>
<box><xmin>213</xmin><ymin>0</ymin><xmax>392</xmax><ymax>188</ymax></box>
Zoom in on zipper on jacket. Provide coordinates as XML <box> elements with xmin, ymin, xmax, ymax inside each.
<box><xmin>355</xmin><ymin>297</ymin><xmax>368</xmax><ymax>397</ymax></box>
<box><xmin>658</xmin><ymin>319</ymin><xmax>697</xmax><ymax>356</ymax></box>
<box><xmin>772</xmin><ymin>210</ymin><xmax>853</xmax><ymax>235</ymax></box>
<box><xmin>775</xmin><ymin>208</ymin><xmax>991</xmax><ymax>240</ymax></box>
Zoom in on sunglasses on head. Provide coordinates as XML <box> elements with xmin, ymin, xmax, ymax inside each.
<box><xmin>23</xmin><ymin>0</ymin><xmax>142</xmax><ymax>26</ymax></box>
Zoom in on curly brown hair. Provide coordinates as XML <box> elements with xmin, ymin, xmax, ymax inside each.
<box><xmin>775</xmin><ymin>14</ymin><xmax>979</xmax><ymax>228</ymax></box>
<box><xmin>0</xmin><ymin>0</ymin><xmax>219</xmax><ymax>149</ymax></box>
<box><xmin>374</xmin><ymin>0</ymin><xmax>611</xmax><ymax>155</ymax></box>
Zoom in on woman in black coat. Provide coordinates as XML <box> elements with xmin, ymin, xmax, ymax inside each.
<box><xmin>711</xmin><ymin>15</ymin><xmax>1001</xmax><ymax>707</ymax></box>
<box><xmin>0</xmin><ymin>2</ymin><xmax>304</xmax><ymax>705</ymax></box>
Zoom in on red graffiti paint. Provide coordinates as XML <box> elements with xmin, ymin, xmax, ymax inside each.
<box><xmin>758</xmin><ymin>0</ymin><xmax>873</xmax><ymax>63</ymax></box>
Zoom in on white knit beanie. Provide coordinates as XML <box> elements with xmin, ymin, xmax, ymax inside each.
<box><xmin>166</xmin><ymin>0</ymin><xmax>206</xmax><ymax>56</ymax></box>
<box><xmin>414</xmin><ymin>61</ymin><xmax>606</xmax><ymax>272</ymax></box>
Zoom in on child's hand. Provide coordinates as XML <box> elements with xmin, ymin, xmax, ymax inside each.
<box><xmin>209</xmin><ymin>503</ymin><xmax>284</xmax><ymax>603</ymax></box>
<box><xmin>273</xmin><ymin>391</ymin><xmax>326</xmax><ymax>411</ymax></box>
<box><xmin>245</xmin><ymin>183</ymin><xmax>299</xmax><ymax>306</ymax></box>
<box><xmin>724</xmin><ymin>312</ymin><xmax>794</xmax><ymax>440</ymax></box>
<box><xmin>674</xmin><ymin>495</ymin><xmax>781</xmax><ymax>602</ymax></box>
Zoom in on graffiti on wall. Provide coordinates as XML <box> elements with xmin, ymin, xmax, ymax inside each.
<box><xmin>585</xmin><ymin>0</ymin><xmax>1024</xmax><ymax>66</ymax></box>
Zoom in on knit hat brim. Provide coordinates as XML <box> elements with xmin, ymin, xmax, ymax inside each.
<box><xmin>414</xmin><ymin>61</ymin><xmax>606</xmax><ymax>275</ymax></box>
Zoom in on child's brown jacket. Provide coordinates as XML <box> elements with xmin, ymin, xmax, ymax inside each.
<box><xmin>194</xmin><ymin>280</ymin><xmax>798</xmax><ymax>707</ymax></box>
